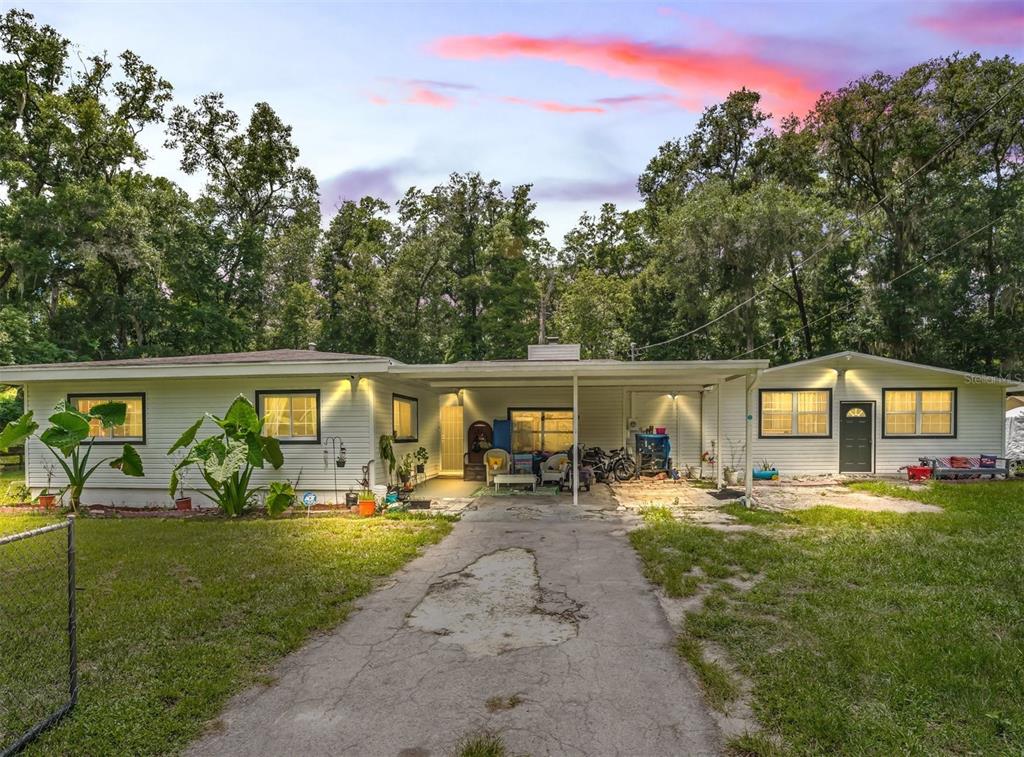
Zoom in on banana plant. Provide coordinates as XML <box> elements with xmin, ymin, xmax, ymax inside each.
<box><xmin>0</xmin><ymin>401</ymin><xmax>144</xmax><ymax>510</ymax></box>
<box><xmin>168</xmin><ymin>395</ymin><xmax>294</xmax><ymax>517</ymax></box>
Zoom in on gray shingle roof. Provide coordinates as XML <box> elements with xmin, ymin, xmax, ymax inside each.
<box><xmin>8</xmin><ymin>349</ymin><xmax>387</xmax><ymax>370</ymax></box>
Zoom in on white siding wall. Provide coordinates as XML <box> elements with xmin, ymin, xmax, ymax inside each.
<box><xmin>24</xmin><ymin>375</ymin><xmax>373</xmax><ymax>507</ymax></box>
<box><xmin>370</xmin><ymin>377</ymin><xmax>442</xmax><ymax>486</ymax></box>
<box><xmin>753</xmin><ymin>365</ymin><xmax>1006</xmax><ymax>475</ymax></box>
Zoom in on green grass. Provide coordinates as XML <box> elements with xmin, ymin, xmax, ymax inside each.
<box><xmin>455</xmin><ymin>730</ymin><xmax>508</xmax><ymax>757</ymax></box>
<box><xmin>0</xmin><ymin>468</ymin><xmax>28</xmax><ymax>505</ymax></box>
<box><xmin>0</xmin><ymin>512</ymin><xmax>452</xmax><ymax>755</ymax></box>
<box><xmin>676</xmin><ymin>632</ymin><xmax>740</xmax><ymax>710</ymax></box>
<box><xmin>630</xmin><ymin>480</ymin><xmax>1024</xmax><ymax>755</ymax></box>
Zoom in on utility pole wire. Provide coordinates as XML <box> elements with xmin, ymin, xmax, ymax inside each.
<box><xmin>635</xmin><ymin>69</ymin><xmax>1024</xmax><ymax>355</ymax></box>
<box><xmin>728</xmin><ymin>210</ymin><xmax>1011</xmax><ymax>360</ymax></box>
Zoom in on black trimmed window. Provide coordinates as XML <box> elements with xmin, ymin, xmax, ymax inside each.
<box><xmin>759</xmin><ymin>389</ymin><xmax>831</xmax><ymax>438</ymax></box>
<box><xmin>256</xmin><ymin>390</ymin><xmax>320</xmax><ymax>443</ymax></box>
<box><xmin>883</xmin><ymin>388</ymin><xmax>956</xmax><ymax>437</ymax></box>
<box><xmin>509</xmin><ymin>408</ymin><xmax>573</xmax><ymax>452</ymax></box>
<box><xmin>68</xmin><ymin>393</ymin><xmax>146</xmax><ymax>443</ymax></box>
<box><xmin>392</xmin><ymin>394</ymin><xmax>418</xmax><ymax>442</ymax></box>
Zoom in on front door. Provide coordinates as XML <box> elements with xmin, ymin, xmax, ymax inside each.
<box><xmin>839</xmin><ymin>402</ymin><xmax>873</xmax><ymax>473</ymax></box>
<box><xmin>440</xmin><ymin>404</ymin><xmax>464</xmax><ymax>475</ymax></box>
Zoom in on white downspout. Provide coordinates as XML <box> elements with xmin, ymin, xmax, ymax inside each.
<box><xmin>572</xmin><ymin>373</ymin><xmax>579</xmax><ymax>505</ymax></box>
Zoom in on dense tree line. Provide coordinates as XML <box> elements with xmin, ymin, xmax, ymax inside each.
<box><xmin>1</xmin><ymin>9</ymin><xmax>1021</xmax><ymax>376</ymax></box>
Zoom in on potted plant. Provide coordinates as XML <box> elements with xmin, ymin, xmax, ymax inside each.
<box><xmin>37</xmin><ymin>463</ymin><xmax>58</xmax><ymax>508</ymax></box>
<box><xmin>754</xmin><ymin>459</ymin><xmax>779</xmax><ymax>481</ymax></box>
<box><xmin>414</xmin><ymin>446</ymin><xmax>429</xmax><ymax>474</ymax></box>
<box><xmin>724</xmin><ymin>466</ymin><xmax>738</xmax><ymax>486</ymax></box>
<box><xmin>357</xmin><ymin>488</ymin><xmax>376</xmax><ymax>517</ymax></box>
<box><xmin>397</xmin><ymin>453</ymin><xmax>414</xmax><ymax>484</ymax></box>
<box><xmin>173</xmin><ymin>465</ymin><xmax>192</xmax><ymax>511</ymax></box>
<box><xmin>0</xmin><ymin>401</ymin><xmax>144</xmax><ymax>511</ymax></box>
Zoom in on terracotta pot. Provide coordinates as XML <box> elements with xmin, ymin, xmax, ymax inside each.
<box><xmin>175</xmin><ymin>497</ymin><xmax>192</xmax><ymax>511</ymax></box>
<box><xmin>37</xmin><ymin>494</ymin><xmax>57</xmax><ymax>508</ymax></box>
<box><xmin>358</xmin><ymin>498</ymin><xmax>376</xmax><ymax>517</ymax></box>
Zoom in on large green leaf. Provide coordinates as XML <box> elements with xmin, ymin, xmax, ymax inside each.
<box><xmin>48</xmin><ymin>410</ymin><xmax>92</xmax><ymax>436</ymax></box>
<box><xmin>86</xmin><ymin>401</ymin><xmax>127</xmax><ymax>428</ymax></box>
<box><xmin>40</xmin><ymin>424</ymin><xmax>89</xmax><ymax>456</ymax></box>
<box><xmin>110</xmin><ymin>444</ymin><xmax>144</xmax><ymax>477</ymax></box>
<box><xmin>168</xmin><ymin>417</ymin><xmax>205</xmax><ymax>455</ymax></box>
<box><xmin>213</xmin><ymin>396</ymin><xmax>261</xmax><ymax>437</ymax></box>
<box><xmin>265</xmin><ymin>480</ymin><xmax>295</xmax><ymax>516</ymax></box>
<box><xmin>0</xmin><ymin>412</ymin><xmax>38</xmax><ymax>451</ymax></box>
<box><xmin>260</xmin><ymin>435</ymin><xmax>284</xmax><ymax>468</ymax></box>
<box><xmin>202</xmin><ymin>440</ymin><xmax>249</xmax><ymax>483</ymax></box>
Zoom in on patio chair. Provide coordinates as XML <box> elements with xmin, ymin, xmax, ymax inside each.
<box><xmin>540</xmin><ymin>453</ymin><xmax>569</xmax><ymax>485</ymax></box>
<box><xmin>483</xmin><ymin>449</ymin><xmax>510</xmax><ymax>485</ymax></box>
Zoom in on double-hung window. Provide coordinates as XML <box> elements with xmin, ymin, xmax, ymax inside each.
<box><xmin>68</xmin><ymin>394</ymin><xmax>145</xmax><ymax>443</ymax></box>
<box><xmin>759</xmin><ymin>390</ymin><xmax>831</xmax><ymax>437</ymax></box>
<box><xmin>883</xmin><ymin>389</ymin><xmax>955</xmax><ymax>437</ymax></box>
<box><xmin>257</xmin><ymin>390</ymin><xmax>320</xmax><ymax>443</ymax></box>
<box><xmin>509</xmin><ymin>408</ymin><xmax>574</xmax><ymax>453</ymax></box>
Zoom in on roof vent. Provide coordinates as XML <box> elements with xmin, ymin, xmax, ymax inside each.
<box><xmin>528</xmin><ymin>343</ymin><xmax>581</xmax><ymax>361</ymax></box>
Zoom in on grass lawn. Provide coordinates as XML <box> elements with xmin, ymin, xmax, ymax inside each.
<box><xmin>0</xmin><ymin>512</ymin><xmax>452</xmax><ymax>755</ymax></box>
<box><xmin>0</xmin><ymin>468</ymin><xmax>28</xmax><ymax>505</ymax></box>
<box><xmin>630</xmin><ymin>480</ymin><xmax>1024</xmax><ymax>755</ymax></box>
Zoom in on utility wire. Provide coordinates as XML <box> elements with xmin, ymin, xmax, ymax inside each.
<box><xmin>633</xmin><ymin>68</ymin><xmax>1024</xmax><ymax>357</ymax></box>
<box><xmin>728</xmin><ymin>210</ymin><xmax>1011</xmax><ymax>360</ymax></box>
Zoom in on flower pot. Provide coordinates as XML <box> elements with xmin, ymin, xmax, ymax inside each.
<box><xmin>175</xmin><ymin>496</ymin><xmax>192</xmax><ymax>511</ymax></box>
<box><xmin>37</xmin><ymin>494</ymin><xmax>57</xmax><ymax>508</ymax></box>
<box><xmin>415</xmin><ymin>463</ymin><xmax>425</xmax><ymax>474</ymax></box>
<box><xmin>358</xmin><ymin>498</ymin><xmax>376</xmax><ymax>517</ymax></box>
<box><xmin>724</xmin><ymin>471</ymin><xmax>738</xmax><ymax>486</ymax></box>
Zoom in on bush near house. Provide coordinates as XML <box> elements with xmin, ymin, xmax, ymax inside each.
<box><xmin>0</xmin><ymin>513</ymin><xmax>452</xmax><ymax>756</ymax></box>
<box><xmin>631</xmin><ymin>481</ymin><xmax>1024</xmax><ymax>755</ymax></box>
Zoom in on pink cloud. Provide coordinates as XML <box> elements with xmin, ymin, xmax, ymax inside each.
<box><xmin>406</xmin><ymin>86</ymin><xmax>457</xmax><ymax>109</ymax></box>
<box><xmin>432</xmin><ymin>33</ymin><xmax>824</xmax><ymax>116</ymax></box>
<box><xmin>368</xmin><ymin>94</ymin><xmax>389</xmax><ymax>106</ymax></box>
<box><xmin>594</xmin><ymin>93</ymin><xmax>677</xmax><ymax>108</ymax></box>
<box><xmin>501</xmin><ymin>96</ymin><xmax>604</xmax><ymax>114</ymax></box>
<box><xmin>915</xmin><ymin>1</ymin><xmax>1024</xmax><ymax>45</ymax></box>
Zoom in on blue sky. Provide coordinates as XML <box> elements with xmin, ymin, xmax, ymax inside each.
<box><xmin>21</xmin><ymin>1</ymin><xmax>1023</xmax><ymax>241</ymax></box>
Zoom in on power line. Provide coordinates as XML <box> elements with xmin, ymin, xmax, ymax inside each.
<box><xmin>728</xmin><ymin>209</ymin><xmax>1011</xmax><ymax>360</ymax></box>
<box><xmin>634</xmin><ymin>68</ymin><xmax>1024</xmax><ymax>357</ymax></box>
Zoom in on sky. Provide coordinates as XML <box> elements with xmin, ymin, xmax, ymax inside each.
<box><xmin>20</xmin><ymin>0</ymin><xmax>1024</xmax><ymax>242</ymax></box>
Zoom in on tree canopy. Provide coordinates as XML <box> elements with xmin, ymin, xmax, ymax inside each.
<box><xmin>1</xmin><ymin>9</ymin><xmax>1021</xmax><ymax>378</ymax></box>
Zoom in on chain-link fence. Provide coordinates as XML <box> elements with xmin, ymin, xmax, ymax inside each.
<box><xmin>0</xmin><ymin>518</ymin><xmax>77</xmax><ymax>756</ymax></box>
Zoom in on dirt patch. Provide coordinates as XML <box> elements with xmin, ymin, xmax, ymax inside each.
<box><xmin>754</xmin><ymin>484</ymin><xmax>942</xmax><ymax>513</ymax></box>
<box><xmin>407</xmin><ymin>547</ymin><xmax>585</xmax><ymax>657</ymax></box>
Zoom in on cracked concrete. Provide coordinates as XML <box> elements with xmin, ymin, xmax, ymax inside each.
<box><xmin>187</xmin><ymin>496</ymin><xmax>723</xmax><ymax>757</ymax></box>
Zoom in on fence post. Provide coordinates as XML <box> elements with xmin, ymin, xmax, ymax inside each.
<box><xmin>66</xmin><ymin>515</ymin><xmax>78</xmax><ymax>709</ymax></box>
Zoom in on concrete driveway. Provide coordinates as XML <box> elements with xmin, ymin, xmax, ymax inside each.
<box><xmin>188</xmin><ymin>495</ymin><xmax>722</xmax><ymax>757</ymax></box>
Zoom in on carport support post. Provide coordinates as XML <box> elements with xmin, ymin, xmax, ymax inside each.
<box><xmin>744</xmin><ymin>370</ymin><xmax>761</xmax><ymax>504</ymax></box>
<box><xmin>716</xmin><ymin>381</ymin><xmax>724</xmax><ymax>489</ymax></box>
<box><xmin>572</xmin><ymin>373</ymin><xmax>579</xmax><ymax>505</ymax></box>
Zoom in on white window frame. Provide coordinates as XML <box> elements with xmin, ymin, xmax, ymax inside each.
<box><xmin>759</xmin><ymin>389</ymin><xmax>832</xmax><ymax>438</ymax></box>
<box><xmin>256</xmin><ymin>390</ymin><xmax>320</xmax><ymax>444</ymax></box>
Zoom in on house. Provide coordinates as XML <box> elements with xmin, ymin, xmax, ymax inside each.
<box><xmin>0</xmin><ymin>346</ymin><xmax>1012</xmax><ymax>508</ymax></box>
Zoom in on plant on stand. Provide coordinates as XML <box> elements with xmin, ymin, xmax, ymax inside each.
<box><xmin>167</xmin><ymin>395</ymin><xmax>294</xmax><ymax>517</ymax></box>
<box><xmin>378</xmin><ymin>434</ymin><xmax>397</xmax><ymax>489</ymax></box>
<box><xmin>397</xmin><ymin>453</ymin><xmax>414</xmax><ymax>488</ymax></box>
<box><xmin>0</xmin><ymin>401</ymin><xmax>144</xmax><ymax>511</ymax></box>
<box><xmin>414</xmin><ymin>446</ymin><xmax>429</xmax><ymax>475</ymax></box>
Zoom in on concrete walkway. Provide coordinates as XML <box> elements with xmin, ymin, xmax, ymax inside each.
<box><xmin>188</xmin><ymin>496</ymin><xmax>723</xmax><ymax>757</ymax></box>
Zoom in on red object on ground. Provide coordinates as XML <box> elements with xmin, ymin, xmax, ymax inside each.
<box><xmin>906</xmin><ymin>465</ymin><xmax>932</xmax><ymax>481</ymax></box>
